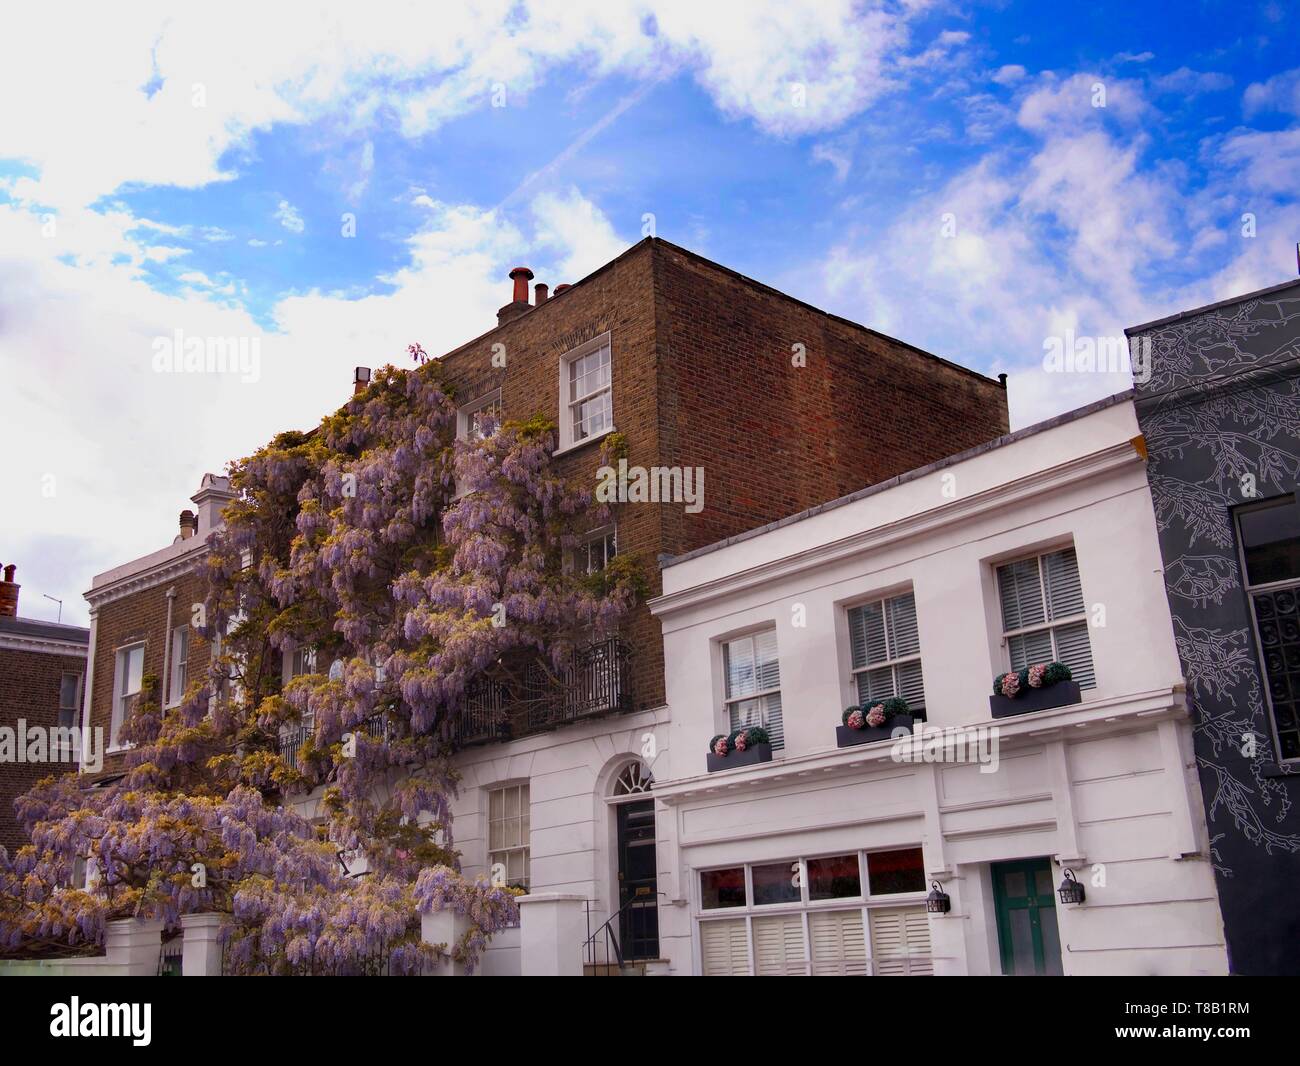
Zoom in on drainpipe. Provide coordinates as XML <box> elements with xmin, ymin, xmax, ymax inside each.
<box><xmin>162</xmin><ymin>587</ymin><xmax>176</xmax><ymax>707</ymax></box>
<box><xmin>79</xmin><ymin>607</ymin><xmax>98</xmax><ymax>772</ymax></box>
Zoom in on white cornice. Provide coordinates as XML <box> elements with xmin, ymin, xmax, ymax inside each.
<box><xmin>0</xmin><ymin>633</ymin><xmax>88</xmax><ymax>657</ymax></box>
<box><xmin>85</xmin><ymin>542</ymin><xmax>209</xmax><ymax>609</ymax></box>
<box><xmin>650</xmin><ymin>440</ymin><xmax>1142</xmax><ymax>619</ymax></box>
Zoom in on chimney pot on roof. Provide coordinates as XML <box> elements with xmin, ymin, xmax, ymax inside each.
<box><xmin>534</xmin><ymin>282</ymin><xmax>549</xmax><ymax>304</ymax></box>
<box><xmin>509</xmin><ymin>266</ymin><xmax>534</xmax><ymax>304</ymax></box>
<box><xmin>554</xmin><ymin>283</ymin><xmax>571</xmax><ymax>294</ymax></box>
<box><xmin>179</xmin><ymin>510</ymin><xmax>198</xmax><ymax>540</ymax></box>
<box><xmin>0</xmin><ymin>564</ymin><xmax>18</xmax><ymax>617</ymax></box>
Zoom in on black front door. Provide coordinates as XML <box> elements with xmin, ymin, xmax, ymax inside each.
<box><xmin>616</xmin><ymin>799</ymin><xmax>659</xmax><ymax>960</ymax></box>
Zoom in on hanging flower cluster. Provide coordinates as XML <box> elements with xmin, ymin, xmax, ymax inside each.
<box><xmin>841</xmin><ymin>696</ymin><xmax>910</xmax><ymax>728</ymax></box>
<box><xmin>707</xmin><ymin>726</ymin><xmax>771</xmax><ymax>756</ymax></box>
<box><xmin>0</xmin><ymin>357</ymin><xmax>644</xmax><ymax>970</ymax></box>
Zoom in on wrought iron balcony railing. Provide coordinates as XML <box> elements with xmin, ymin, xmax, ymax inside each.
<box><xmin>454</xmin><ymin>637</ymin><xmax>632</xmax><ymax>747</ymax></box>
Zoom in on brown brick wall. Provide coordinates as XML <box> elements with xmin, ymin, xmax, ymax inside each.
<box><xmin>0</xmin><ymin>645</ymin><xmax>86</xmax><ymax>853</ymax></box>
<box><xmin>88</xmin><ymin>568</ymin><xmax>211</xmax><ymax>777</ymax></box>
<box><xmin>652</xmin><ymin>242</ymin><xmax>1010</xmax><ymax>554</ymax></box>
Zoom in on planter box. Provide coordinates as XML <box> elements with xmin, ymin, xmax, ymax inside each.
<box><xmin>707</xmin><ymin>742</ymin><xmax>773</xmax><ymax>773</ymax></box>
<box><xmin>989</xmin><ymin>681</ymin><xmax>1082</xmax><ymax>719</ymax></box>
<box><xmin>836</xmin><ymin>714</ymin><xmax>915</xmax><ymax>747</ymax></box>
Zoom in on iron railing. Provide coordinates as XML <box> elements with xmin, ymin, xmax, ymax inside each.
<box><xmin>582</xmin><ymin>890</ymin><xmax>661</xmax><ymax>973</ymax></box>
<box><xmin>453</xmin><ymin>637</ymin><xmax>632</xmax><ymax>747</ymax></box>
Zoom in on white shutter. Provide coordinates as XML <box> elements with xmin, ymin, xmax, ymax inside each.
<box><xmin>1043</xmin><ymin>547</ymin><xmax>1085</xmax><ymax>620</ymax></box>
<box><xmin>700</xmin><ymin>919</ymin><xmax>751</xmax><ymax>976</ymax></box>
<box><xmin>869</xmin><ymin>906</ymin><xmax>933</xmax><ymax>976</ymax></box>
<box><xmin>1052</xmin><ymin>619</ymin><xmax>1096</xmax><ymax>689</ymax></box>
<box><xmin>810</xmin><ymin>910</ymin><xmax>868</xmax><ymax>975</ymax></box>
<box><xmin>849</xmin><ymin>602</ymin><xmax>888</xmax><ymax>668</ymax></box>
<box><xmin>885</xmin><ymin>592</ymin><xmax>920</xmax><ymax>658</ymax></box>
<box><xmin>752</xmin><ymin>914</ymin><xmax>807</xmax><ymax>975</ymax></box>
<box><xmin>896</xmin><ymin>659</ymin><xmax>926</xmax><ymax>711</ymax></box>
<box><xmin>1007</xmin><ymin>628</ymin><xmax>1054</xmax><ymax>671</ymax></box>
<box><xmin>998</xmin><ymin>557</ymin><xmax>1046</xmax><ymax>632</ymax></box>
<box><xmin>762</xmin><ymin>692</ymin><xmax>785</xmax><ymax>751</ymax></box>
<box><xmin>753</xmin><ymin>629</ymin><xmax>781</xmax><ymax>691</ymax></box>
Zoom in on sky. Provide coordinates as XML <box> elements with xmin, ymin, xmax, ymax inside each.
<box><xmin>1</xmin><ymin>0</ymin><xmax>1298</xmax><ymax>627</ymax></box>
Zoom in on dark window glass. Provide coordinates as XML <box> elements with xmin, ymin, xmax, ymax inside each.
<box><xmin>1251</xmin><ymin>587</ymin><xmax>1300</xmax><ymax>760</ymax></box>
<box><xmin>807</xmin><ymin>854</ymin><xmax>861</xmax><ymax>900</ymax></box>
<box><xmin>700</xmin><ymin>867</ymin><xmax>746</xmax><ymax>909</ymax></box>
<box><xmin>751</xmin><ymin>861</ymin><xmax>801</xmax><ymax>905</ymax></box>
<box><xmin>1240</xmin><ymin>496</ymin><xmax>1300</xmax><ymax>586</ymax></box>
<box><xmin>866</xmin><ymin>847</ymin><xmax>925</xmax><ymax>895</ymax></box>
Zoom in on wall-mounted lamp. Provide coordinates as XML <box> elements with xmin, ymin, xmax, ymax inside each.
<box><xmin>1057</xmin><ymin>868</ymin><xmax>1086</xmax><ymax>905</ymax></box>
<box><xmin>926</xmin><ymin>880</ymin><xmax>951</xmax><ymax>914</ymax></box>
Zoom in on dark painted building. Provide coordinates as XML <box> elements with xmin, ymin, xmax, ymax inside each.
<box><xmin>1129</xmin><ymin>278</ymin><xmax>1300</xmax><ymax>975</ymax></box>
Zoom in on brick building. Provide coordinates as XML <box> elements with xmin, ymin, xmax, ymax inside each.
<box><xmin>82</xmin><ymin>474</ymin><xmax>236</xmax><ymax>778</ymax></box>
<box><xmin>0</xmin><ymin>565</ymin><xmax>89</xmax><ymax>853</ymax></box>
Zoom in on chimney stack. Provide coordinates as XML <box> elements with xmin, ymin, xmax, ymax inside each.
<box><xmin>354</xmin><ymin>366</ymin><xmax>372</xmax><ymax>396</ymax></box>
<box><xmin>498</xmin><ymin>267</ymin><xmax>535</xmax><ymax>325</ymax></box>
<box><xmin>554</xmin><ymin>283</ymin><xmax>571</xmax><ymax>295</ymax></box>
<box><xmin>179</xmin><ymin>510</ymin><xmax>198</xmax><ymax>540</ymax></box>
<box><xmin>534</xmin><ymin>283</ymin><xmax>549</xmax><ymax>304</ymax></box>
<box><xmin>0</xmin><ymin>564</ymin><xmax>19</xmax><ymax>617</ymax></box>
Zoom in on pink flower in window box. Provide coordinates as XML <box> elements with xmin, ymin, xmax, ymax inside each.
<box><xmin>846</xmin><ymin>708</ymin><xmax>865</xmax><ymax>729</ymax></box>
<box><xmin>712</xmin><ymin>736</ymin><xmax>729</xmax><ymax>756</ymax></box>
<box><xmin>1027</xmin><ymin>663</ymin><xmax>1047</xmax><ymax>688</ymax></box>
<box><xmin>999</xmin><ymin>671</ymin><xmax>1021</xmax><ymax>697</ymax></box>
<box><xmin>866</xmin><ymin>704</ymin><xmax>887</xmax><ymax>728</ymax></box>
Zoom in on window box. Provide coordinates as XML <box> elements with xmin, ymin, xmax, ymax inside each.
<box><xmin>989</xmin><ymin>680</ymin><xmax>1081</xmax><ymax>718</ymax></box>
<box><xmin>707</xmin><ymin>742</ymin><xmax>772</xmax><ymax>773</ymax></box>
<box><xmin>836</xmin><ymin>713</ymin><xmax>915</xmax><ymax>747</ymax></box>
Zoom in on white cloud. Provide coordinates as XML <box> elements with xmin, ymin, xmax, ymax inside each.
<box><xmin>992</xmin><ymin>65</ymin><xmax>1027</xmax><ymax>86</ymax></box>
<box><xmin>275</xmin><ymin>200</ymin><xmax>305</xmax><ymax>233</ymax></box>
<box><xmin>1244</xmin><ymin>67</ymin><xmax>1300</xmax><ymax>117</ymax></box>
<box><xmin>1152</xmin><ymin>67</ymin><xmax>1233</xmax><ymax>96</ymax></box>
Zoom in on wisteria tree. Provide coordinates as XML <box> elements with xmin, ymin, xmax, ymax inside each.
<box><xmin>0</xmin><ymin>358</ymin><xmax>643</xmax><ymax>972</ymax></box>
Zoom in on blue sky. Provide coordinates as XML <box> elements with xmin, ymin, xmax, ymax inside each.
<box><xmin>2</xmin><ymin>1</ymin><xmax>1299</xmax><ymax>625</ymax></box>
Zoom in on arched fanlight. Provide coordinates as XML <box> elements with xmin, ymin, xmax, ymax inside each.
<box><xmin>612</xmin><ymin>762</ymin><xmax>653</xmax><ymax>796</ymax></box>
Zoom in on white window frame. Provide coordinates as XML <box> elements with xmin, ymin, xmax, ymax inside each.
<box><xmin>721</xmin><ymin>628</ymin><xmax>783</xmax><ymax>751</ymax></box>
<box><xmin>995</xmin><ymin>546</ymin><xmax>1095</xmax><ymax>688</ymax></box>
<box><xmin>486</xmin><ymin>783</ymin><xmax>530</xmax><ymax>891</ymax></box>
<box><xmin>571</xmin><ymin>525</ymin><xmax>617</xmax><ymax>575</ymax></box>
<box><xmin>456</xmin><ymin>388</ymin><xmax>503</xmax><ymax>442</ymax></box>
<box><xmin>167</xmin><ymin>624</ymin><xmax>189</xmax><ymax>708</ymax></box>
<box><xmin>846</xmin><ymin>589</ymin><xmax>925</xmax><ymax>711</ymax></box>
<box><xmin>110</xmin><ymin>642</ymin><xmax>145</xmax><ymax>751</ymax></box>
<box><xmin>556</xmin><ymin>332</ymin><xmax>613</xmax><ymax>453</ymax></box>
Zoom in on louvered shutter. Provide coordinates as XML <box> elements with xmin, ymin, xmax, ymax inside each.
<box><xmin>1043</xmin><ymin>547</ymin><xmax>1085</xmax><ymax>620</ymax></box>
<box><xmin>886</xmin><ymin>592</ymin><xmax>920</xmax><ymax>658</ymax></box>
<box><xmin>700</xmin><ymin>919</ymin><xmax>751</xmax><ymax>975</ymax></box>
<box><xmin>998</xmin><ymin>557</ymin><xmax>1046</xmax><ymax>631</ymax></box>
<box><xmin>809</xmin><ymin>910</ymin><xmax>868</xmax><ymax>975</ymax></box>
<box><xmin>1052</xmin><ymin>619</ymin><xmax>1096</xmax><ymax>689</ymax></box>
<box><xmin>896</xmin><ymin>659</ymin><xmax>926</xmax><ymax>710</ymax></box>
<box><xmin>869</xmin><ymin>906</ymin><xmax>934</xmax><ymax>976</ymax></box>
<box><xmin>849</xmin><ymin>602</ymin><xmax>888</xmax><ymax>668</ymax></box>
<box><xmin>752</xmin><ymin>914</ymin><xmax>807</xmax><ymax>975</ymax></box>
<box><xmin>761</xmin><ymin>691</ymin><xmax>784</xmax><ymax>751</ymax></box>
<box><xmin>753</xmin><ymin>629</ymin><xmax>781</xmax><ymax>691</ymax></box>
<box><xmin>1007</xmin><ymin>628</ymin><xmax>1054</xmax><ymax>671</ymax></box>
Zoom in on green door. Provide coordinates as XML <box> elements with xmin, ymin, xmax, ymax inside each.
<box><xmin>992</xmin><ymin>859</ymin><xmax>1063</xmax><ymax>976</ymax></box>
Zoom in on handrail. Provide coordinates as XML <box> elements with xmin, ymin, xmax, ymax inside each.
<box><xmin>583</xmin><ymin>888</ymin><xmax>662</xmax><ymax>971</ymax></box>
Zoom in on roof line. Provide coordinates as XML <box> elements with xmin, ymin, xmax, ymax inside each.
<box><xmin>660</xmin><ymin>389</ymin><xmax>1133</xmax><ymax>569</ymax></box>
<box><xmin>1126</xmin><ymin>277</ymin><xmax>1300</xmax><ymax>335</ymax></box>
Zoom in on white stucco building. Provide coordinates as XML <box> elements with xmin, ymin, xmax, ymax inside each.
<box><xmin>645</xmin><ymin>393</ymin><xmax>1229</xmax><ymax>976</ymax></box>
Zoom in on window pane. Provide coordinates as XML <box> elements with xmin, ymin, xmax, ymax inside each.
<box><xmin>1043</xmin><ymin>548</ymin><xmax>1085</xmax><ymax>619</ymax></box>
<box><xmin>866</xmin><ymin>848</ymin><xmax>925</xmax><ymax>895</ymax></box>
<box><xmin>124</xmin><ymin>646</ymin><xmax>144</xmax><ymax>695</ymax></box>
<box><xmin>751</xmin><ymin>862</ymin><xmax>801</xmax><ymax>906</ymax></box>
<box><xmin>752</xmin><ymin>914</ymin><xmax>807</xmax><ymax>975</ymax></box>
<box><xmin>849</xmin><ymin>601</ymin><xmax>887</xmax><ymax>668</ymax></box>
<box><xmin>857</xmin><ymin>664</ymin><xmax>897</xmax><ymax>704</ymax></box>
<box><xmin>1052</xmin><ymin>619</ymin><xmax>1096</xmax><ymax>689</ymax></box>
<box><xmin>753</xmin><ymin>629</ymin><xmax>780</xmax><ymax>690</ymax></box>
<box><xmin>60</xmin><ymin>673</ymin><xmax>79</xmax><ymax>709</ymax></box>
<box><xmin>807</xmin><ymin>855</ymin><xmax>861</xmax><ymax>900</ymax></box>
<box><xmin>886</xmin><ymin>592</ymin><xmax>920</xmax><ymax>658</ymax></box>
<box><xmin>724</xmin><ymin>638</ymin><xmax>757</xmax><ymax>699</ymax></box>
<box><xmin>896</xmin><ymin>659</ymin><xmax>926</xmax><ymax>711</ymax></box>
<box><xmin>701</xmin><ymin>867</ymin><xmax>746</xmax><ymax>909</ymax></box>
<box><xmin>1240</xmin><ymin>497</ymin><xmax>1300</xmax><ymax>586</ymax></box>
<box><xmin>1007</xmin><ymin>629</ymin><xmax>1054</xmax><ymax>671</ymax></box>
<box><xmin>998</xmin><ymin>558</ymin><xmax>1045</xmax><ymax>631</ymax></box>
<box><xmin>1252</xmin><ymin>587</ymin><xmax>1300</xmax><ymax>760</ymax></box>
